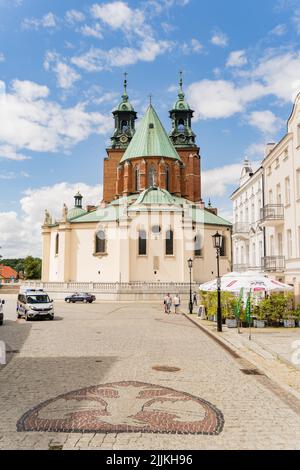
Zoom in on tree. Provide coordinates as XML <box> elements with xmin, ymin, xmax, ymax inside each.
<box><xmin>23</xmin><ymin>257</ymin><xmax>42</xmax><ymax>280</ymax></box>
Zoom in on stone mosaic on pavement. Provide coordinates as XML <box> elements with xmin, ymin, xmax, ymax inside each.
<box><xmin>1</xmin><ymin>297</ymin><xmax>300</xmax><ymax>449</ymax></box>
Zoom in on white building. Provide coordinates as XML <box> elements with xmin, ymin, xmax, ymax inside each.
<box><xmin>41</xmin><ymin>78</ymin><xmax>232</xmax><ymax>287</ymax></box>
<box><xmin>231</xmin><ymin>160</ymin><xmax>264</xmax><ymax>272</ymax></box>
<box><xmin>231</xmin><ymin>93</ymin><xmax>300</xmax><ymax>304</ymax></box>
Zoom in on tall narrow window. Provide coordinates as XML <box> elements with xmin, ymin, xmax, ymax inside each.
<box><xmin>55</xmin><ymin>233</ymin><xmax>59</xmax><ymax>255</ymax></box>
<box><xmin>287</xmin><ymin>229</ymin><xmax>292</xmax><ymax>258</ymax></box>
<box><xmin>277</xmin><ymin>233</ymin><xmax>283</xmax><ymax>256</ymax></box>
<box><xmin>276</xmin><ymin>183</ymin><xmax>281</xmax><ymax>205</ymax></box>
<box><xmin>121</xmin><ymin>120</ymin><xmax>128</xmax><ymax>132</ymax></box>
<box><xmin>138</xmin><ymin>230</ymin><xmax>147</xmax><ymax>255</ymax></box>
<box><xmin>285</xmin><ymin>177</ymin><xmax>291</xmax><ymax>205</ymax></box>
<box><xmin>194</xmin><ymin>234</ymin><xmax>202</xmax><ymax>257</ymax></box>
<box><xmin>220</xmin><ymin>236</ymin><xmax>226</xmax><ymax>257</ymax></box>
<box><xmin>134</xmin><ymin>166</ymin><xmax>140</xmax><ymax>192</ymax></box>
<box><xmin>178</xmin><ymin>119</ymin><xmax>185</xmax><ymax>132</ymax></box>
<box><xmin>95</xmin><ymin>230</ymin><xmax>106</xmax><ymax>254</ymax></box>
<box><xmin>269</xmin><ymin>189</ymin><xmax>273</xmax><ymax>204</ymax></box>
<box><xmin>296</xmin><ymin>169</ymin><xmax>300</xmax><ymax>199</ymax></box>
<box><xmin>148</xmin><ymin>165</ymin><xmax>156</xmax><ymax>187</ymax></box>
<box><xmin>165</xmin><ymin>165</ymin><xmax>170</xmax><ymax>191</ymax></box>
<box><xmin>270</xmin><ymin>235</ymin><xmax>274</xmax><ymax>256</ymax></box>
<box><xmin>165</xmin><ymin>229</ymin><xmax>174</xmax><ymax>255</ymax></box>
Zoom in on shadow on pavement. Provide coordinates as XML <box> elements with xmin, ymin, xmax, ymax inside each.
<box><xmin>0</xmin><ymin>320</ymin><xmax>32</xmax><ymax>367</ymax></box>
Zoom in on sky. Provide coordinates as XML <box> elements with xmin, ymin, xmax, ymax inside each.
<box><xmin>0</xmin><ymin>0</ymin><xmax>300</xmax><ymax>257</ymax></box>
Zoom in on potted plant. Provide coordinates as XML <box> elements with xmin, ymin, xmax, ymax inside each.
<box><xmin>223</xmin><ymin>292</ymin><xmax>238</xmax><ymax>328</ymax></box>
<box><xmin>282</xmin><ymin>310</ymin><xmax>296</xmax><ymax>328</ymax></box>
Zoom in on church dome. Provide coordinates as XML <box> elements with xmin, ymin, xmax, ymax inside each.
<box><xmin>135</xmin><ymin>186</ymin><xmax>176</xmax><ymax>205</ymax></box>
<box><xmin>67</xmin><ymin>207</ymin><xmax>87</xmax><ymax>221</ymax></box>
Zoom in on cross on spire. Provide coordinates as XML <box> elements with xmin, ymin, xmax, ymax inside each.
<box><xmin>149</xmin><ymin>94</ymin><xmax>152</xmax><ymax>105</ymax></box>
<box><xmin>122</xmin><ymin>72</ymin><xmax>128</xmax><ymax>101</ymax></box>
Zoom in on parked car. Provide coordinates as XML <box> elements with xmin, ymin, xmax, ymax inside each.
<box><xmin>17</xmin><ymin>289</ymin><xmax>54</xmax><ymax>321</ymax></box>
<box><xmin>65</xmin><ymin>292</ymin><xmax>96</xmax><ymax>303</ymax></box>
<box><xmin>0</xmin><ymin>299</ymin><xmax>5</xmax><ymax>325</ymax></box>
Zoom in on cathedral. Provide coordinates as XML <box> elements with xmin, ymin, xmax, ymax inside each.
<box><xmin>42</xmin><ymin>76</ymin><xmax>232</xmax><ymax>284</ymax></box>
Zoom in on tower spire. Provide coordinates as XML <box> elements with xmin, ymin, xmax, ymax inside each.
<box><xmin>178</xmin><ymin>70</ymin><xmax>184</xmax><ymax>100</ymax></box>
<box><xmin>122</xmin><ymin>72</ymin><xmax>128</xmax><ymax>102</ymax></box>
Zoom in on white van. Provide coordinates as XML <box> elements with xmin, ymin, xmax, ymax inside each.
<box><xmin>17</xmin><ymin>289</ymin><xmax>54</xmax><ymax>321</ymax></box>
<box><xmin>0</xmin><ymin>298</ymin><xmax>5</xmax><ymax>325</ymax></box>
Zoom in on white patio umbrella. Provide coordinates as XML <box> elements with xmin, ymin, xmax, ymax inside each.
<box><xmin>199</xmin><ymin>271</ymin><xmax>293</xmax><ymax>293</ymax></box>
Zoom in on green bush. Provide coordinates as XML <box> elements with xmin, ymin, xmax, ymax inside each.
<box><xmin>200</xmin><ymin>291</ymin><xmax>238</xmax><ymax>319</ymax></box>
<box><xmin>256</xmin><ymin>292</ymin><xmax>294</xmax><ymax>322</ymax></box>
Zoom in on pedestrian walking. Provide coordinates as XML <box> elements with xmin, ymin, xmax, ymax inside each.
<box><xmin>163</xmin><ymin>293</ymin><xmax>172</xmax><ymax>314</ymax></box>
<box><xmin>173</xmin><ymin>294</ymin><xmax>180</xmax><ymax>314</ymax></box>
<box><xmin>193</xmin><ymin>291</ymin><xmax>198</xmax><ymax>307</ymax></box>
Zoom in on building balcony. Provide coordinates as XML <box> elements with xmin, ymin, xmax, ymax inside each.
<box><xmin>232</xmin><ymin>222</ymin><xmax>250</xmax><ymax>239</ymax></box>
<box><xmin>260</xmin><ymin>204</ymin><xmax>284</xmax><ymax>226</ymax></box>
<box><xmin>261</xmin><ymin>256</ymin><xmax>285</xmax><ymax>272</ymax></box>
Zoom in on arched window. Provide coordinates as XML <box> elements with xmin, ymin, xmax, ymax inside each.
<box><xmin>138</xmin><ymin>230</ymin><xmax>147</xmax><ymax>255</ymax></box>
<box><xmin>121</xmin><ymin>120</ymin><xmax>128</xmax><ymax>133</ymax></box>
<box><xmin>95</xmin><ymin>229</ymin><xmax>106</xmax><ymax>254</ymax></box>
<box><xmin>148</xmin><ymin>165</ymin><xmax>156</xmax><ymax>187</ymax></box>
<box><xmin>165</xmin><ymin>229</ymin><xmax>174</xmax><ymax>255</ymax></box>
<box><xmin>178</xmin><ymin>119</ymin><xmax>185</xmax><ymax>132</ymax></box>
<box><xmin>194</xmin><ymin>234</ymin><xmax>202</xmax><ymax>257</ymax></box>
<box><xmin>134</xmin><ymin>166</ymin><xmax>140</xmax><ymax>192</ymax></box>
<box><xmin>55</xmin><ymin>233</ymin><xmax>59</xmax><ymax>255</ymax></box>
<box><xmin>165</xmin><ymin>165</ymin><xmax>170</xmax><ymax>191</ymax></box>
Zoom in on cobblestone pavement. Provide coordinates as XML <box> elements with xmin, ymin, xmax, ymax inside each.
<box><xmin>1</xmin><ymin>297</ymin><xmax>300</xmax><ymax>449</ymax></box>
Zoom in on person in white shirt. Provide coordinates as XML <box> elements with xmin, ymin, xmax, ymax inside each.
<box><xmin>173</xmin><ymin>294</ymin><xmax>180</xmax><ymax>314</ymax></box>
<box><xmin>163</xmin><ymin>294</ymin><xmax>172</xmax><ymax>314</ymax></box>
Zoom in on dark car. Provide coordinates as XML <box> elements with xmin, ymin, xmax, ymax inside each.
<box><xmin>64</xmin><ymin>292</ymin><xmax>96</xmax><ymax>303</ymax></box>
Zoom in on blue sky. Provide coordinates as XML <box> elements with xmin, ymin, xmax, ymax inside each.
<box><xmin>0</xmin><ymin>0</ymin><xmax>300</xmax><ymax>257</ymax></box>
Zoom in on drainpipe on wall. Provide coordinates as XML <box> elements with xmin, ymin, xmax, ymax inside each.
<box><xmin>261</xmin><ymin>167</ymin><xmax>266</xmax><ymax>260</ymax></box>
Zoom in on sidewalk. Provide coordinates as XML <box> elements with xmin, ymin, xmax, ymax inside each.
<box><xmin>183</xmin><ymin>313</ymin><xmax>300</xmax><ymax>399</ymax></box>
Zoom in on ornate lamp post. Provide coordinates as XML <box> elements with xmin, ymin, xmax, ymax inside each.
<box><xmin>188</xmin><ymin>258</ymin><xmax>193</xmax><ymax>314</ymax></box>
<box><xmin>212</xmin><ymin>231</ymin><xmax>223</xmax><ymax>332</ymax></box>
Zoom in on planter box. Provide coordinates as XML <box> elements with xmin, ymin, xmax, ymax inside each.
<box><xmin>283</xmin><ymin>319</ymin><xmax>295</xmax><ymax>328</ymax></box>
<box><xmin>226</xmin><ymin>318</ymin><xmax>237</xmax><ymax>328</ymax></box>
<box><xmin>254</xmin><ymin>319</ymin><xmax>266</xmax><ymax>328</ymax></box>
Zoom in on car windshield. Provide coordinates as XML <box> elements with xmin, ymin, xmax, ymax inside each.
<box><xmin>26</xmin><ymin>295</ymin><xmax>50</xmax><ymax>304</ymax></box>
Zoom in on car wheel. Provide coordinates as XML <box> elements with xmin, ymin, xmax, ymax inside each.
<box><xmin>17</xmin><ymin>314</ymin><xmax>21</xmax><ymax>319</ymax></box>
<box><xmin>49</xmin><ymin>315</ymin><xmax>54</xmax><ymax>321</ymax></box>
<box><xmin>84</xmin><ymin>299</ymin><xmax>88</xmax><ymax>303</ymax></box>
<box><xmin>0</xmin><ymin>320</ymin><xmax>3</xmax><ymax>326</ymax></box>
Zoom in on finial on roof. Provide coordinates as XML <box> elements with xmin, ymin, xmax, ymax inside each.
<box><xmin>178</xmin><ymin>70</ymin><xmax>184</xmax><ymax>100</ymax></box>
<box><xmin>149</xmin><ymin>93</ymin><xmax>152</xmax><ymax>106</ymax></box>
<box><xmin>208</xmin><ymin>198</ymin><xmax>212</xmax><ymax>208</ymax></box>
<box><xmin>122</xmin><ymin>72</ymin><xmax>128</xmax><ymax>102</ymax></box>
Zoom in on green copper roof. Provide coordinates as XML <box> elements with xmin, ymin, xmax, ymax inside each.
<box><xmin>67</xmin><ymin>207</ymin><xmax>87</xmax><ymax>221</ymax></box>
<box><xmin>120</xmin><ymin>105</ymin><xmax>181</xmax><ymax>163</ymax></box>
<box><xmin>172</xmin><ymin>73</ymin><xmax>191</xmax><ymax>111</ymax></box>
<box><xmin>70</xmin><ymin>193</ymin><xmax>232</xmax><ymax>227</ymax></box>
<box><xmin>134</xmin><ymin>187</ymin><xmax>176</xmax><ymax>205</ymax></box>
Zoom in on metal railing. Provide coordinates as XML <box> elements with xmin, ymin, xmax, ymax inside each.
<box><xmin>232</xmin><ymin>222</ymin><xmax>249</xmax><ymax>234</ymax></box>
<box><xmin>260</xmin><ymin>204</ymin><xmax>284</xmax><ymax>222</ymax></box>
<box><xmin>261</xmin><ymin>256</ymin><xmax>285</xmax><ymax>272</ymax></box>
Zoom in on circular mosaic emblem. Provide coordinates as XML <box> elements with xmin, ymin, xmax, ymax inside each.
<box><xmin>17</xmin><ymin>381</ymin><xmax>224</xmax><ymax>435</ymax></box>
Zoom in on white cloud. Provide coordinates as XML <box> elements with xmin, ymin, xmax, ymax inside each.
<box><xmin>90</xmin><ymin>1</ymin><xmax>150</xmax><ymax>40</ymax></box>
<box><xmin>226</xmin><ymin>50</ymin><xmax>247</xmax><ymax>67</ymax></box>
<box><xmin>202</xmin><ymin>161</ymin><xmax>261</xmax><ymax>197</ymax></box>
<box><xmin>65</xmin><ymin>9</ymin><xmax>85</xmax><ymax>24</ymax></box>
<box><xmin>210</xmin><ymin>30</ymin><xmax>229</xmax><ymax>47</ymax></box>
<box><xmin>248</xmin><ymin>110</ymin><xmax>284</xmax><ymax>135</ymax></box>
<box><xmin>270</xmin><ymin>24</ymin><xmax>287</xmax><ymax>36</ymax></box>
<box><xmin>181</xmin><ymin>38</ymin><xmax>204</xmax><ymax>55</ymax></box>
<box><xmin>187</xmin><ymin>50</ymin><xmax>300</xmax><ymax>120</ymax></box>
<box><xmin>245</xmin><ymin>142</ymin><xmax>267</xmax><ymax>159</ymax></box>
<box><xmin>80</xmin><ymin>23</ymin><xmax>103</xmax><ymax>39</ymax></box>
<box><xmin>71</xmin><ymin>40</ymin><xmax>173</xmax><ymax>71</ymax></box>
<box><xmin>0</xmin><ymin>182</ymin><xmax>102</xmax><ymax>258</ymax></box>
<box><xmin>22</xmin><ymin>12</ymin><xmax>57</xmax><ymax>30</ymax></box>
<box><xmin>0</xmin><ymin>52</ymin><xmax>5</xmax><ymax>62</ymax></box>
<box><xmin>44</xmin><ymin>52</ymin><xmax>81</xmax><ymax>89</ymax></box>
<box><xmin>187</xmin><ymin>80</ymin><xmax>265</xmax><ymax>119</ymax></box>
<box><xmin>202</xmin><ymin>163</ymin><xmax>244</xmax><ymax>197</ymax></box>
<box><xmin>0</xmin><ymin>79</ymin><xmax>112</xmax><ymax>161</ymax></box>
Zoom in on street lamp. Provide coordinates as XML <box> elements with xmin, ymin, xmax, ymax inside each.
<box><xmin>212</xmin><ymin>231</ymin><xmax>223</xmax><ymax>332</ymax></box>
<box><xmin>188</xmin><ymin>258</ymin><xmax>193</xmax><ymax>314</ymax></box>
